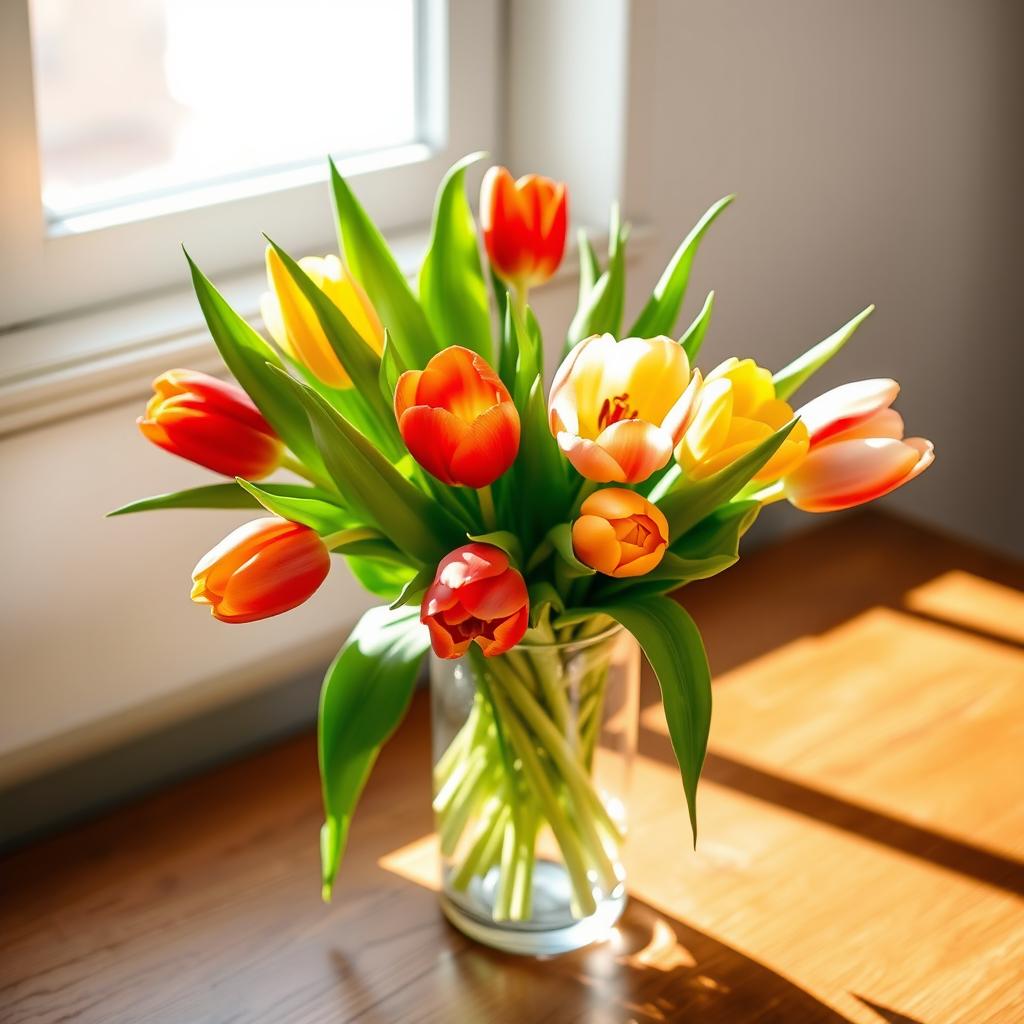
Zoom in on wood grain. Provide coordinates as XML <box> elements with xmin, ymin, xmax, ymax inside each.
<box><xmin>2</xmin><ymin>511</ymin><xmax>1022</xmax><ymax>1023</ymax></box>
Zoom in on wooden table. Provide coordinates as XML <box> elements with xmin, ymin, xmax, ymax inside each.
<box><xmin>3</xmin><ymin>512</ymin><xmax>1023</xmax><ymax>1023</ymax></box>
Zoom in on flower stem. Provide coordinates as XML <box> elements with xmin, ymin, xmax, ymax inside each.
<box><xmin>280</xmin><ymin>453</ymin><xmax>337</xmax><ymax>495</ymax></box>
<box><xmin>476</xmin><ymin>485</ymin><xmax>498</xmax><ymax>531</ymax></box>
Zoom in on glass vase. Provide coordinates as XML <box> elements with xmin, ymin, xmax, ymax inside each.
<box><xmin>429</xmin><ymin>623</ymin><xmax>639</xmax><ymax>956</ymax></box>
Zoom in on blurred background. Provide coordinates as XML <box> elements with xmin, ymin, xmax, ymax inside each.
<box><xmin>1</xmin><ymin>0</ymin><xmax>1020</xmax><ymax>845</ymax></box>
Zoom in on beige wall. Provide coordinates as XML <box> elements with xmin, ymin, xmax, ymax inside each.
<box><xmin>624</xmin><ymin>0</ymin><xmax>1022</xmax><ymax>556</ymax></box>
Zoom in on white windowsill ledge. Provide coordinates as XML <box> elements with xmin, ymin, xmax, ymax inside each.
<box><xmin>0</xmin><ymin>223</ymin><xmax>652</xmax><ymax>437</ymax></box>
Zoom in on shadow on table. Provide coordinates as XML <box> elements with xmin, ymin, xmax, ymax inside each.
<box><xmin>438</xmin><ymin>896</ymin><xmax>860</xmax><ymax>1023</ymax></box>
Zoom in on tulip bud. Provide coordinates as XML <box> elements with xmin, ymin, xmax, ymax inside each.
<box><xmin>139</xmin><ymin>369</ymin><xmax>283</xmax><ymax>479</ymax></box>
<box><xmin>783</xmin><ymin>379</ymin><xmax>934</xmax><ymax>512</ymax></box>
<box><xmin>481</xmin><ymin>166</ymin><xmax>568</xmax><ymax>289</ymax></box>
<box><xmin>191</xmin><ymin>518</ymin><xmax>330</xmax><ymax>623</ymax></box>
<box><xmin>395</xmin><ymin>346</ymin><xmax>520</xmax><ymax>488</ymax></box>
<box><xmin>422</xmin><ymin>543</ymin><xmax>529</xmax><ymax>658</ymax></box>
<box><xmin>572</xmin><ymin>489</ymin><xmax>670</xmax><ymax>578</ymax></box>
<box><xmin>260</xmin><ymin>247</ymin><xmax>384</xmax><ymax>389</ymax></box>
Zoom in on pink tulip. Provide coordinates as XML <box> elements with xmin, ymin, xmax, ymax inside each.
<box><xmin>783</xmin><ymin>379</ymin><xmax>934</xmax><ymax>512</ymax></box>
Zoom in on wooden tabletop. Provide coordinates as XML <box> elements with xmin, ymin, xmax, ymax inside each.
<box><xmin>2</xmin><ymin>511</ymin><xmax>1023</xmax><ymax>1024</ymax></box>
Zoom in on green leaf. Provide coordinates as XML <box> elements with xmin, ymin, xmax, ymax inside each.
<box><xmin>269</xmin><ymin>366</ymin><xmax>464</xmax><ymax>563</ymax></box>
<box><xmin>527</xmin><ymin>581</ymin><xmax>564</xmax><ymax>627</ymax></box>
<box><xmin>514</xmin><ymin>379</ymin><xmax>571</xmax><ymax>546</ymax></box>
<box><xmin>468</xmin><ymin>530</ymin><xmax>524</xmax><ymax>567</ymax></box>
<box><xmin>235</xmin><ymin>478</ymin><xmax>352</xmax><ymax>534</ymax></box>
<box><xmin>675</xmin><ymin>499</ymin><xmax>760</xmax><ymax>559</ymax></box>
<box><xmin>185</xmin><ymin>251</ymin><xmax>326</xmax><ymax>475</ymax></box>
<box><xmin>107</xmin><ymin>481</ymin><xmax>334</xmax><ymax>516</ymax></box>
<box><xmin>597</xmin><ymin>551</ymin><xmax>738</xmax><ymax>600</ymax></box>
<box><xmin>629</xmin><ymin>195</ymin><xmax>734</xmax><ymax>338</ymax></box>
<box><xmin>658</xmin><ymin>419</ymin><xmax>799</xmax><ymax>538</ymax></box>
<box><xmin>566</xmin><ymin>207</ymin><xmax>627</xmax><ymax>349</ymax></box>
<box><xmin>585</xmin><ymin>596</ymin><xmax>712</xmax><ymax>844</ymax></box>
<box><xmin>510</xmin><ymin>302</ymin><xmax>543</xmax><ymax>414</ymax></box>
<box><xmin>378</xmin><ymin>329</ymin><xmax>408</xmax><ymax>405</ymax></box>
<box><xmin>680</xmin><ymin>290</ymin><xmax>715</xmax><ymax>364</ymax></box>
<box><xmin>263</xmin><ymin>237</ymin><xmax>397</xmax><ymax>449</ymax></box>
<box><xmin>329</xmin><ymin>157</ymin><xmax>438</xmax><ymax>368</ymax></box>
<box><xmin>345</xmin><ymin>554</ymin><xmax>418</xmax><ymax>600</ymax></box>
<box><xmin>773</xmin><ymin>305</ymin><xmax>875</xmax><ymax>401</ymax></box>
<box><xmin>318</xmin><ymin>605</ymin><xmax>430</xmax><ymax>898</ymax></box>
<box><xmin>388</xmin><ymin>564</ymin><xmax>435</xmax><ymax>610</ymax></box>
<box><xmin>577</xmin><ymin>229</ymin><xmax>600</xmax><ymax>308</ymax></box>
<box><xmin>419</xmin><ymin>152</ymin><xmax>492</xmax><ymax>360</ymax></box>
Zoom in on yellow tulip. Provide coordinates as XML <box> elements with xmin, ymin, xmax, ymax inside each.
<box><xmin>548</xmin><ymin>334</ymin><xmax>702</xmax><ymax>483</ymax></box>
<box><xmin>260</xmin><ymin>247</ymin><xmax>384</xmax><ymax>389</ymax></box>
<box><xmin>676</xmin><ymin>357</ymin><xmax>809</xmax><ymax>482</ymax></box>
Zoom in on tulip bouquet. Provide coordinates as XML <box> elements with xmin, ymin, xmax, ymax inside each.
<box><xmin>114</xmin><ymin>153</ymin><xmax>933</xmax><ymax>941</ymax></box>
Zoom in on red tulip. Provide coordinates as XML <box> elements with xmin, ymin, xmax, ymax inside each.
<box><xmin>139</xmin><ymin>369</ymin><xmax>282</xmax><ymax>479</ymax></box>
<box><xmin>481</xmin><ymin>166</ymin><xmax>568</xmax><ymax>289</ymax></box>
<box><xmin>394</xmin><ymin>346</ymin><xmax>520</xmax><ymax>488</ymax></box>
<box><xmin>191</xmin><ymin>518</ymin><xmax>330</xmax><ymax>623</ymax></box>
<box><xmin>783</xmin><ymin>379</ymin><xmax>934</xmax><ymax>512</ymax></box>
<box><xmin>422</xmin><ymin>543</ymin><xmax>529</xmax><ymax>659</ymax></box>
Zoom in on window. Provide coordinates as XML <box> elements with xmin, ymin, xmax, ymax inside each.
<box><xmin>0</xmin><ymin>0</ymin><xmax>499</xmax><ymax>330</ymax></box>
<box><xmin>30</xmin><ymin>0</ymin><xmax>419</xmax><ymax>226</ymax></box>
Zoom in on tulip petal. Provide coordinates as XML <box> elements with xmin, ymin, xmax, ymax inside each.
<box><xmin>215</xmin><ymin>529</ymin><xmax>329</xmax><ymax>622</ymax></box>
<box><xmin>393</xmin><ymin>370</ymin><xmax>423</xmax><ymax>420</ymax></box>
<box><xmin>478</xmin><ymin>606</ymin><xmax>529</xmax><ymax>656</ymax></box>
<box><xmin>436</xmin><ymin>543</ymin><xmax>510</xmax><ymax>589</ymax></box>
<box><xmin>397</xmin><ymin>406</ymin><xmax>467</xmax><ymax>487</ymax></box>
<box><xmin>594</xmin><ymin>419</ymin><xmax>674</xmax><ymax>483</ymax></box>
<box><xmin>581</xmin><ymin>487</ymin><xmax>648</xmax><ymax>520</ymax></box>
<box><xmin>797</xmin><ymin>379</ymin><xmax>900</xmax><ymax>446</ymax></box>
<box><xmin>557</xmin><ymin>432</ymin><xmax>628</xmax><ymax>483</ymax></box>
<box><xmin>610</xmin><ymin>543</ymin><xmax>667</xmax><ymax>578</ymax></box>
<box><xmin>572</xmin><ymin>515</ymin><xmax>623</xmax><ymax>575</ymax></box>
<box><xmin>449</xmin><ymin>402</ymin><xmax>521</xmax><ymax>488</ymax></box>
<box><xmin>661</xmin><ymin>369</ymin><xmax>703</xmax><ymax>446</ymax></box>
<box><xmin>825</xmin><ymin>407</ymin><xmax>905</xmax><ymax>443</ymax></box>
<box><xmin>784</xmin><ymin>437</ymin><xmax>923</xmax><ymax>512</ymax></box>
<box><xmin>458</xmin><ymin>570</ymin><xmax>529</xmax><ymax>620</ymax></box>
<box><xmin>416</xmin><ymin>346</ymin><xmax>510</xmax><ymax>423</ymax></box>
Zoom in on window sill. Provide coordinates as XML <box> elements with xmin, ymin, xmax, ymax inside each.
<box><xmin>0</xmin><ymin>224</ymin><xmax>652</xmax><ymax>436</ymax></box>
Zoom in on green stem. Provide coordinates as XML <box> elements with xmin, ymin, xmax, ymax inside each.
<box><xmin>487</xmin><ymin>683</ymin><xmax>598</xmax><ymax>918</ymax></box>
<box><xmin>476</xmin><ymin>485</ymin><xmax>498</xmax><ymax>531</ymax></box>
<box><xmin>279</xmin><ymin>452</ymin><xmax>338</xmax><ymax>495</ymax></box>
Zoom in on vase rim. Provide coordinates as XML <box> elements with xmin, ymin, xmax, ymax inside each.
<box><xmin>511</xmin><ymin>620</ymin><xmax>625</xmax><ymax>653</ymax></box>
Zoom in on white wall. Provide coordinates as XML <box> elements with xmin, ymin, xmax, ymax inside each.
<box><xmin>2</xmin><ymin>0</ymin><xmax>1019</xmax><ymax>790</ymax></box>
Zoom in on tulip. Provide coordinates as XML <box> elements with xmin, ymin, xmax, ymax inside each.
<box><xmin>422</xmin><ymin>543</ymin><xmax>529</xmax><ymax>658</ymax></box>
<box><xmin>138</xmin><ymin>369</ymin><xmax>283</xmax><ymax>479</ymax></box>
<box><xmin>782</xmin><ymin>379</ymin><xmax>934</xmax><ymax>512</ymax></box>
<box><xmin>675</xmin><ymin>357</ymin><xmax>809</xmax><ymax>483</ymax></box>
<box><xmin>394</xmin><ymin>346</ymin><xmax>520</xmax><ymax>488</ymax></box>
<box><xmin>548</xmin><ymin>334</ymin><xmax>701</xmax><ymax>484</ymax></box>
<box><xmin>480</xmin><ymin>166</ymin><xmax>568</xmax><ymax>290</ymax></box>
<box><xmin>191</xmin><ymin>518</ymin><xmax>330</xmax><ymax>623</ymax></box>
<box><xmin>572</xmin><ymin>489</ymin><xmax>670</xmax><ymax>578</ymax></box>
<box><xmin>260</xmin><ymin>247</ymin><xmax>384</xmax><ymax>389</ymax></box>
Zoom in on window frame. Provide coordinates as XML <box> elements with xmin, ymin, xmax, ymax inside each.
<box><xmin>0</xmin><ymin>0</ymin><xmax>501</xmax><ymax>331</ymax></box>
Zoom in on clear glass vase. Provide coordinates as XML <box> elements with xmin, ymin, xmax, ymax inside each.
<box><xmin>429</xmin><ymin>623</ymin><xmax>639</xmax><ymax>955</ymax></box>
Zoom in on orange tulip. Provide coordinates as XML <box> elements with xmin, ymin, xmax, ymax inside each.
<box><xmin>676</xmin><ymin>357</ymin><xmax>809</xmax><ymax>483</ymax></box>
<box><xmin>422</xmin><ymin>544</ymin><xmax>529</xmax><ymax>658</ymax></box>
<box><xmin>481</xmin><ymin>166</ymin><xmax>568</xmax><ymax>289</ymax></box>
<box><xmin>139</xmin><ymin>369</ymin><xmax>283</xmax><ymax>479</ymax></box>
<box><xmin>191</xmin><ymin>518</ymin><xmax>330</xmax><ymax>624</ymax></box>
<box><xmin>783</xmin><ymin>379</ymin><xmax>934</xmax><ymax>512</ymax></box>
<box><xmin>572</xmin><ymin>489</ymin><xmax>670</xmax><ymax>578</ymax></box>
<box><xmin>394</xmin><ymin>346</ymin><xmax>520</xmax><ymax>488</ymax></box>
<box><xmin>260</xmin><ymin>247</ymin><xmax>384</xmax><ymax>389</ymax></box>
<box><xmin>549</xmin><ymin>334</ymin><xmax>702</xmax><ymax>483</ymax></box>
